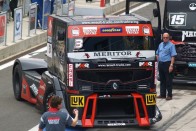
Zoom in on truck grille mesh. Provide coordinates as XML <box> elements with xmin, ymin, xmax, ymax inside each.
<box><xmin>76</xmin><ymin>69</ymin><xmax>152</xmax><ymax>84</ymax></box>
<box><xmin>176</xmin><ymin>44</ymin><xmax>196</xmax><ymax>60</ymax></box>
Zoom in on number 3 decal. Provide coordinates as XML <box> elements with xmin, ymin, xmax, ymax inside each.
<box><xmin>169</xmin><ymin>13</ymin><xmax>187</xmax><ymax>26</ymax></box>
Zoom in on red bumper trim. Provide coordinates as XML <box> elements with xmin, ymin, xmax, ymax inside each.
<box><xmin>132</xmin><ymin>93</ymin><xmax>150</xmax><ymax>126</ymax></box>
<box><xmin>82</xmin><ymin>94</ymin><xmax>97</xmax><ymax>127</ymax></box>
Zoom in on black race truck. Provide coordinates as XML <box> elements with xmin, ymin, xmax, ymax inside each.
<box><xmin>12</xmin><ymin>8</ymin><xmax>162</xmax><ymax>127</ymax></box>
<box><xmin>163</xmin><ymin>0</ymin><xmax>196</xmax><ymax>84</ymax></box>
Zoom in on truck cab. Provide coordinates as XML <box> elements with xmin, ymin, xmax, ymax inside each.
<box><xmin>163</xmin><ymin>0</ymin><xmax>196</xmax><ymax>84</ymax></box>
<box><xmin>45</xmin><ymin>14</ymin><xmax>161</xmax><ymax>127</ymax></box>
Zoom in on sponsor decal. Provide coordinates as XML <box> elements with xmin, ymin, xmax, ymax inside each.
<box><xmin>135</xmin><ymin>51</ymin><xmax>142</xmax><ymax>57</ymax></box>
<box><xmin>68</xmin><ymin>64</ymin><xmax>73</xmax><ymax>87</ymax></box>
<box><xmin>68</xmin><ymin>50</ymin><xmax>155</xmax><ymax>60</ymax></box>
<box><xmin>22</xmin><ymin>84</ymin><xmax>27</xmax><ymax>94</ymax></box>
<box><xmin>107</xmin><ymin>123</ymin><xmax>126</xmax><ymax>126</ymax></box>
<box><xmin>75</xmin><ymin>63</ymin><xmax>89</xmax><ymax>68</ymax></box>
<box><xmin>94</xmin><ymin>51</ymin><xmax>132</xmax><ymax>57</ymax></box>
<box><xmin>112</xmin><ymin>82</ymin><xmax>118</xmax><ymax>90</ymax></box>
<box><xmin>83</xmin><ymin>27</ymin><xmax>97</xmax><ymax>35</ymax></box>
<box><xmin>189</xmin><ymin>3</ymin><xmax>196</xmax><ymax>11</ymax></box>
<box><xmin>188</xmin><ymin>62</ymin><xmax>196</xmax><ymax>67</ymax></box>
<box><xmin>97</xmin><ymin>63</ymin><xmax>131</xmax><ymax>67</ymax></box>
<box><xmin>125</xmin><ymin>26</ymin><xmax>139</xmax><ymax>34</ymax></box>
<box><xmin>30</xmin><ymin>84</ymin><xmax>38</xmax><ymax>96</ymax></box>
<box><xmin>139</xmin><ymin>62</ymin><xmax>153</xmax><ymax>67</ymax></box>
<box><xmin>84</xmin><ymin>53</ymin><xmax>90</xmax><ymax>58</ymax></box>
<box><xmin>72</xmin><ymin>27</ymin><xmax>80</xmax><ymax>36</ymax></box>
<box><xmin>70</xmin><ymin>96</ymin><xmax>84</xmax><ymax>107</ymax></box>
<box><xmin>81</xmin><ymin>20</ymin><xmax>139</xmax><ymax>25</ymax></box>
<box><xmin>48</xmin><ymin>117</ymin><xmax>60</xmax><ymax>124</ymax></box>
<box><xmin>100</xmin><ymin>27</ymin><xmax>122</xmax><ymax>33</ymax></box>
<box><xmin>99</xmin><ymin>95</ymin><xmax>111</xmax><ymax>98</ymax></box>
<box><xmin>146</xmin><ymin>94</ymin><xmax>156</xmax><ymax>105</ymax></box>
<box><xmin>182</xmin><ymin>31</ymin><xmax>196</xmax><ymax>41</ymax></box>
<box><xmin>143</xmin><ymin>26</ymin><xmax>150</xmax><ymax>35</ymax></box>
<box><xmin>47</xmin><ymin>43</ymin><xmax>52</xmax><ymax>58</ymax></box>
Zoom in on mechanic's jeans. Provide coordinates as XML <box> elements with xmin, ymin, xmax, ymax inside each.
<box><xmin>158</xmin><ymin>61</ymin><xmax>173</xmax><ymax>97</ymax></box>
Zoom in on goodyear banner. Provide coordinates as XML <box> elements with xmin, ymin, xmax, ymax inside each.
<box><xmin>42</xmin><ymin>0</ymin><xmax>51</xmax><ymax>30</ymax></box>
<box><xmin>0</xmin><ymin>12</ymin><xmax>7</xmax><ymax>46</ymax></box>
<box><xmin>29</xmin><ymin>3</ymin><xmax>37</xmax><ymax>36</ymax></box>
<box><xmin>14</xmin><ymin>7</ymin><xmax>23</xmax><ymax>42</ymax></box>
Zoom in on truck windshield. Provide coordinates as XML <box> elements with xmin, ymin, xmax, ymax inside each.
<box><xmin>68</xmin><ymin>36</ymin><xmax>154</xmax><ymax>52</ymax></box>
<box><xmin>165</xmin><ymin>0</ymin><xmax>196</xmax><ymax>31</ymax></box>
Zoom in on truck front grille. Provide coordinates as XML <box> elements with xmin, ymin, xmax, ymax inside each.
<box><xmin>76</xmin><ymin>69</ymin><xmax>152</xmax><ymax>84</ymax></box>
<box><xmin>176</xmin><ymin>44</ymin><xmax>196</xmax><ymax>60</ymax></box>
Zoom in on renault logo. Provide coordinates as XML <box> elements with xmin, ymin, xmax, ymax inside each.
<box><xmin>113</xmin><ymin>82</ymin><xmax>118</xmax><ymax>90</ymax></box>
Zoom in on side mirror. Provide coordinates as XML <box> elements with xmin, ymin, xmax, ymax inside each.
<box><xmin>153</xmin><ymin>9</ymin><xmax>159</xmax><ymax>17</ymax></box>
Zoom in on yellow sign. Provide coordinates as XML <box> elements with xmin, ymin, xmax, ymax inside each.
<box><xmin>70</xmin><ymin>96</ymin><xmax>84</xmax><ymax>107</ymax></box>
<box><xmin>145</xmin><ymin>94</ymin><xmax>156</xmax><ymax>105</ymax></box>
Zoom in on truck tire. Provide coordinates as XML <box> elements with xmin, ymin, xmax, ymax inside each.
<box><xmin>13</xmin><ymin>65</ymin><xmax>23</xmax><ymax>101</ymax></box>
<box><xmin>43</xmin><ymin>90</ymin><xmax>54</xmax><ymax>112</ymax></box>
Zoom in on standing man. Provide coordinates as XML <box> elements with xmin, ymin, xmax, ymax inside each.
<box><xmin>38</xmin><ymin>95</ymin><xmax>79</xmax><ymax>131</ymax></box>
<box><xmin>9</xmin><ymin>0</ymin><xmax>18</xmax><ymax>20</ymax></box>
<box><xmin>156</xmin><ymin>33</ymin><xmax>177</xmax><ymax>100</ymax></box>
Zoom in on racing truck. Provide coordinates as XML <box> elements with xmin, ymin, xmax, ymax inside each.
<box><xmin>163</xmin><ymin>0</ymin><xmax>196</xmax><ymax>84</ymax></box>
<box><xmin>12</xmin><ymin>8</ymin><xmax>162</xmax><ymax>127</ymax></box>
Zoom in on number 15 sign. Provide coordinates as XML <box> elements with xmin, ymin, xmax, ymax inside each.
<box><xmin>169</xmin><ymin>13</ymin><xmax>187</xmax><ymax>26</ymax></box>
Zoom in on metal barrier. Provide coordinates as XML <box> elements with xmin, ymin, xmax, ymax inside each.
<box><xmin>0</xmin><ymin>2</ymin><xmax>38</xmax><ymax>45</ymax></box>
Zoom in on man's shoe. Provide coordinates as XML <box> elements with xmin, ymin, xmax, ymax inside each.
<box><xmin>157</xmin><ymin>95</ymin><xmax>166</xmax><ymax>99</ymax></box>
<box><xmin>166</xmin><ymin>96</ymin><xmax>172</xmax><ymax>100</ymax></box>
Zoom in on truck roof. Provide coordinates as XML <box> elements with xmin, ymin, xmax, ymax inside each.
<box><xmin>52</xmin><ymin>13</ymin><xmax>151</xmax><ymax>25</ymax></box>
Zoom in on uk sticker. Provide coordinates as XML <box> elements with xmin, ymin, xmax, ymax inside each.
<box><xmin>146</xmin><ymin>94</ymin><xmax>156</xmax><ymax>105</ymax></box>
<box><xmin>70</xmin><ymin>96</ymin><xmax>84</xmax><ymax>107</ymax></box>
<box><xmin>169</xmin><ymin>13</ymin><xmax>187</xmax><ymax>26</ymax></box>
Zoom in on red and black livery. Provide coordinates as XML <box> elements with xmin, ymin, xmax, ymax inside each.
<box><xmin>12</xmin><ymin>4</ymin><xmax>162</xmax><ymax>128</ymax></box>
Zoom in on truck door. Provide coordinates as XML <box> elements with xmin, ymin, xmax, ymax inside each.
<box><xmin>52</xmin><ymin>20</ymin><xmax>67</xmax><ymax>82</ymax></box>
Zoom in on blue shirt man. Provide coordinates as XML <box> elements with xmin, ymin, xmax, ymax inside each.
<box><xmin>38</xmin><ymin>96</ymin><xmax>78</xmax><ymax>131</ymax></box>
<box><xmin>156</xmin><ymin>41</ymin><xmax>177</xmax><ymax>62</ymax></box>
<box><xmin>156</xmin><ymin>33</ymin><xmax>177</xmax><ymax>100</ymax></box>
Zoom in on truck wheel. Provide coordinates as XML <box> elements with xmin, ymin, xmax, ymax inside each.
<box><xmin>13</xmin><ymin>65</ymin><xmax>22</xmax><ymax>101</ymax></box>
<box><xmin>44</xmin><ymin>91</ymin><xmax>54</xmax><ymax>112</ymax></box>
